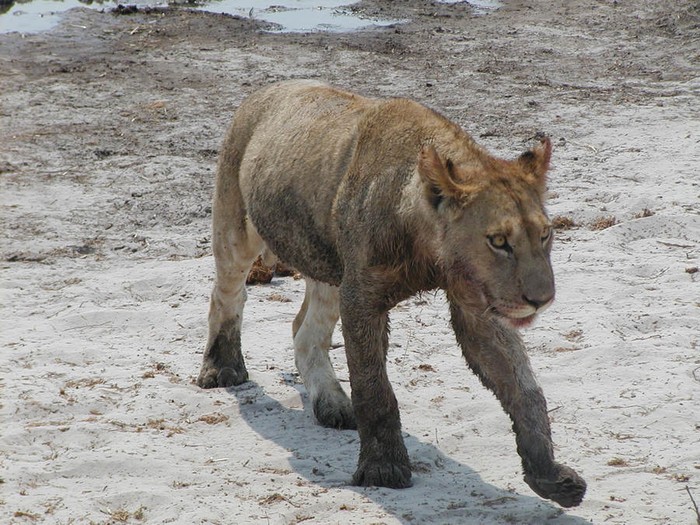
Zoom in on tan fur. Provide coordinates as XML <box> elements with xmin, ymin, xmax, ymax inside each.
<box><xmin>196</xmin><ymin>80</ymin><xmax>586</xmax><ymax>507</ymax></box>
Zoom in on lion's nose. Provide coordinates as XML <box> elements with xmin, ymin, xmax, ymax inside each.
<box><xmin>522</xmin><ymin>293</ymin><xmax>554</xmax><ymax>310</ymax></box>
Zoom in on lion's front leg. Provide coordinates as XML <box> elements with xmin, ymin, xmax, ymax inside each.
<box><xmin>339</xmin><ymin>280</ymin><xmax>412</xmax><ymax>489</ymax></box>
<box><xmin>449</xmin><ymin>300</ymin><xmax>586</xmax><ymax>508</ymax></box>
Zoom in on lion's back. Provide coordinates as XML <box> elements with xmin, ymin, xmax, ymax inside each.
<box><xmin>225</xmin><ymin>81</ymin><xmax>470</xmax><ymax>284</ymax></box>
<box><xmin>236</xmin><ymin>80</ymin><xmax>375</xmax><ymax>196</ymax></box>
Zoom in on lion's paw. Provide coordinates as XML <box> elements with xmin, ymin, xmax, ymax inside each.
<box><xmin>197</xmin><ymin>365</ymin><xmax>248</xmax><ymax>389</ymax></box>
<box><xmin>352</xmin><ymin>459</ymin><xmax>412</xmax><ymax>489</ymax></box>
<box><xmin>313</xmin><ymin>389</ymin><xmax>357</xmax><ymax>430</ymax></box>
<box><xmin>524</xmin><ymin>463</ymin><xmax>586</xmax><ymax>508</ymax></box>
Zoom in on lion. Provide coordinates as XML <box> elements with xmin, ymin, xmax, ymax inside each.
<box><xmin>196</xmin><ymin>80</ymin><xmax>586</xmax><ymax>508</ymax></box>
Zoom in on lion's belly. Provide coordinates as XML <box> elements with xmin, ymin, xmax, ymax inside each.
<box><xmin>233</xmin><ymin>82</ymin><xmax>375</xmax><ymax>285</ymax></box>
<box><xmin>246</xmin><ymin>183</ymin><xmax>344</xmax><ymax>285</ymax></box>
<box><xmin>240</xmin><ymin>129</ymin><xmax>353</xmax><ymax>285</ymax></box>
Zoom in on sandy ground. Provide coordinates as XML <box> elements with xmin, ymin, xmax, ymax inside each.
<box><xmin>1</xmin><ymin>0</ymin><xmax>699</xmax><ymax>523</ymax></box>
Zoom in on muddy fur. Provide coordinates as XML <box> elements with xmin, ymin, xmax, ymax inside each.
<box><xmin>197</xmin><ymin>80</ymin><xmax>586</xmax><ymax>507</ymax></box>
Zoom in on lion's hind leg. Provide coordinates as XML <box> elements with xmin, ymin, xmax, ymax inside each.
<box><xmin>294</xmin><ymin>279</ymin><xmax>356</xmax><ymax>430</ymax></box>
<box><xmin>198</xmin><ymin>205</ymin><xmax>265</xmax><ymax>388</ymax></box>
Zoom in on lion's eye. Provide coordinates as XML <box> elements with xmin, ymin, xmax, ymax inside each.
<box><xmin>488</xmin><ymin>234</ymin><xmax>510</xmax><ymax>252</ymax></box>
<box><xmin>541</xmin><ymin>227</ymin><xmax>553</xmax><ymax>244</ymax></box>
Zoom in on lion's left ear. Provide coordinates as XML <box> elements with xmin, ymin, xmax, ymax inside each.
<box><xmin>417</xmin><ymin>145</ymin><xmax>484</xmax><ymax>211</ymax></box>
<box><xmin>418</xmin><ymin>145</ymin><xmax>462</xmax><ymax>201</ymax></box>
<box><xmin>517</xmin><ymin>136</ymin><xmax>551</xmax><ymax>194</ymax></box>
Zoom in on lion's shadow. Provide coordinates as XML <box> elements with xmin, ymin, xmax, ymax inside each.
<box><xmin>227</xmin><ymin>380</ymin><xmax>593</xmax><ymax>525</ymax></box>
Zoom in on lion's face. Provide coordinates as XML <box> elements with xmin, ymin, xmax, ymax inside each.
<box><xmin>443</xmin><ymin>187</ymin><xmax>554</xmax><ymax>327</ymax></box>
<box><xmin>418</xmin><ymin>138</ymin><xmax>555</xmax><ymax>327</ymax></box>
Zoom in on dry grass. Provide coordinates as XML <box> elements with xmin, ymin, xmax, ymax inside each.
<box><xmin>259</xmin><ymin>493</ymin><xmax>291</xmax><ymax>505</ymax></box>
<box><xmin>105</xmin><ymin>418</ymin><xmax>184</xmax><ymax>436</ymax></box>
<box><xmin>607</xmin><ymin>457</ymin><xmax>629</xmax><ymax>467</ymax></box>
<box><xmin>133</xmin><ymin>506</ymin><xmax>146</xmax><ymax>520</ymax></box>
<box><xmin>590</xmin><ymin>216</ymin><xmax>618</xmax><ymax>230</ymax></box>
<box><xmin>247</xmin><ymin>256</ymin><xmax>300</xmax><ymax>284</ymax></box>
<box><xmin>671</xmin><ymin>473</ymin><xmax>691</xmax><ymax>482</ymax></box>
<box><xmin>142</xmin><ymin>362</ymin><xmax>182</xmax><ymax>384</ymax></box>
<box><xmin>110</xmin><ymin>508</ymin><xmax>131</xmax><ymax>522</ymax></box>
<box><xmin>146</xmin><ymin>418</ymin><xmax>185</xmax><ymax>435</ymax></box>
<box><xmin>551</xmin><ymin>215</ymin><xmax>577</xmax><ymax>230</ymax></box>
<box><xmin>430</xmin><ymin>395</ymin><xmax>445</xmax><ymax>405</ymax></box>
<box><xmin>108</xmin><ymin>506</ymin><xmax>146</xmax><ymax>522</ymax></box>
<box><xmin>63</xmin><ymin>378</ymin><xmax>106</xmax><ymax>389</ymax></box>
<box><xmin>198</xmin><ymin>413</ymin><xmax>229</xmax><ymax>425</ymax></box>
<box><xmin>267</xmin><ymin>293</ymin><xmax>292</xmax><ymax>303</ymax></box>
<box><xmin>13</xmin><ymin>510</ymin><xmax>40</xmax><ymax>520</ymax></box>
<box><xmin>634</xmin><ymin>208</ymin><xmax>655</xmax><ymax>219</ymax></box>
<box><xmin>563</xmin><ymin>329</ymin><xmax>583</xmax><ymax>342</ymax></box>
<box><xmin>246</xmin><ymin>256</ymin><xmax>274</xmax><ymax>284</ymax></box>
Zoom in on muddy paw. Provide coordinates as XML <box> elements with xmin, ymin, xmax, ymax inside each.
<box><xmin>313</xmin><ymin>388</ymin><xmax>357</xmax><ymax>430</ymax></box>
<box><xmin>197</xmin><ymin>364</ymin><xmax>248</xmax><ymax>389</ymax></box>
<box><xmin>352</xmin><ymin>459</ymin><xmax>412</xmax><ymax>489</ymax></box>
<box><xmin>524</xmin><ymin>463</ymin><xmax>587</xmax><ymax>508</ymax></box>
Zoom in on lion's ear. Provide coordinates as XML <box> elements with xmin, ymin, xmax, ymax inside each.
<box><xmin>417</xmin><ymin>145</ymin><xmax>463</xmax><ymax>208</ymax></box>
<box><xmin>517</xmin><ymin>136</ymin><xmax>551</xmax><ymax>193</ymax></box>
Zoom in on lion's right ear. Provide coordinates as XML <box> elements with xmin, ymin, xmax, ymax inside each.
<box><xmin>517</xmin><ymin>136</ymin><xmax>551</xmax><ymax>194</ymax></box>
<box><xmin>417</xmin><ymin>145</ymin><xmax>463</xmax><ymax>208</ymax></box>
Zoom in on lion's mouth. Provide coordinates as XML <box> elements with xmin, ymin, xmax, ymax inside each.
<box><xmin>497</xmin><ymin>311</ymin><xmax>538</xmax><ymax>328</ymax></box>
<box><xmin>490</xmin><ymin>304</ymin><xmax>540</xmax><ymax>329</ymax></box>
<box><xmin>447</xmin><ymin>264</ymin><xmax>549</xmax><ymax>329</ymax></box>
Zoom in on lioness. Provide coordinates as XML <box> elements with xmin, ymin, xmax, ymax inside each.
<box><xmin>197</xmin><ymin>80</ymin><xmax>586</xmax><ymax>507</ymax></box>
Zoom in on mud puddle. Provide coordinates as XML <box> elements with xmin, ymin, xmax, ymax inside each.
<box><xmin>439</xmin><ymin>0</ymin><xmax>500</xmax><ymax>14</ymax></box>
<box><xmin>0</xmin><ymin>0</ymin><xmax>405</xmax><ymax>34</ymax></box>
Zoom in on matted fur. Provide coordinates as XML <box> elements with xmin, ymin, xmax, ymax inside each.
<box><xmin>196</xmin><ymin>80</ymin><xmax>586</xmax><ymax>507</ymax></box>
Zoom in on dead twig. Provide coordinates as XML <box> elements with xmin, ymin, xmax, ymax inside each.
<box><xmin>570</xmin><ymin>140</ymin><xmax>599</xmax><ymax>154</ymax></box>
<box><xmin>686</xmin><ymin>485</ymin><xmax>700</xmax><ymax>525</ymax></box>
<box><xmin>657</xmin><ymin>240</ymin><xmax>695</xmax><ymax>249</ymax></box>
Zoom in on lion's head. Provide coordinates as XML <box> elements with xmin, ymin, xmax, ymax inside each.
<box><xmin>418</xmin><ymin>137</ymin><xmax>554</xmax><ymax>328</ymax></box>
